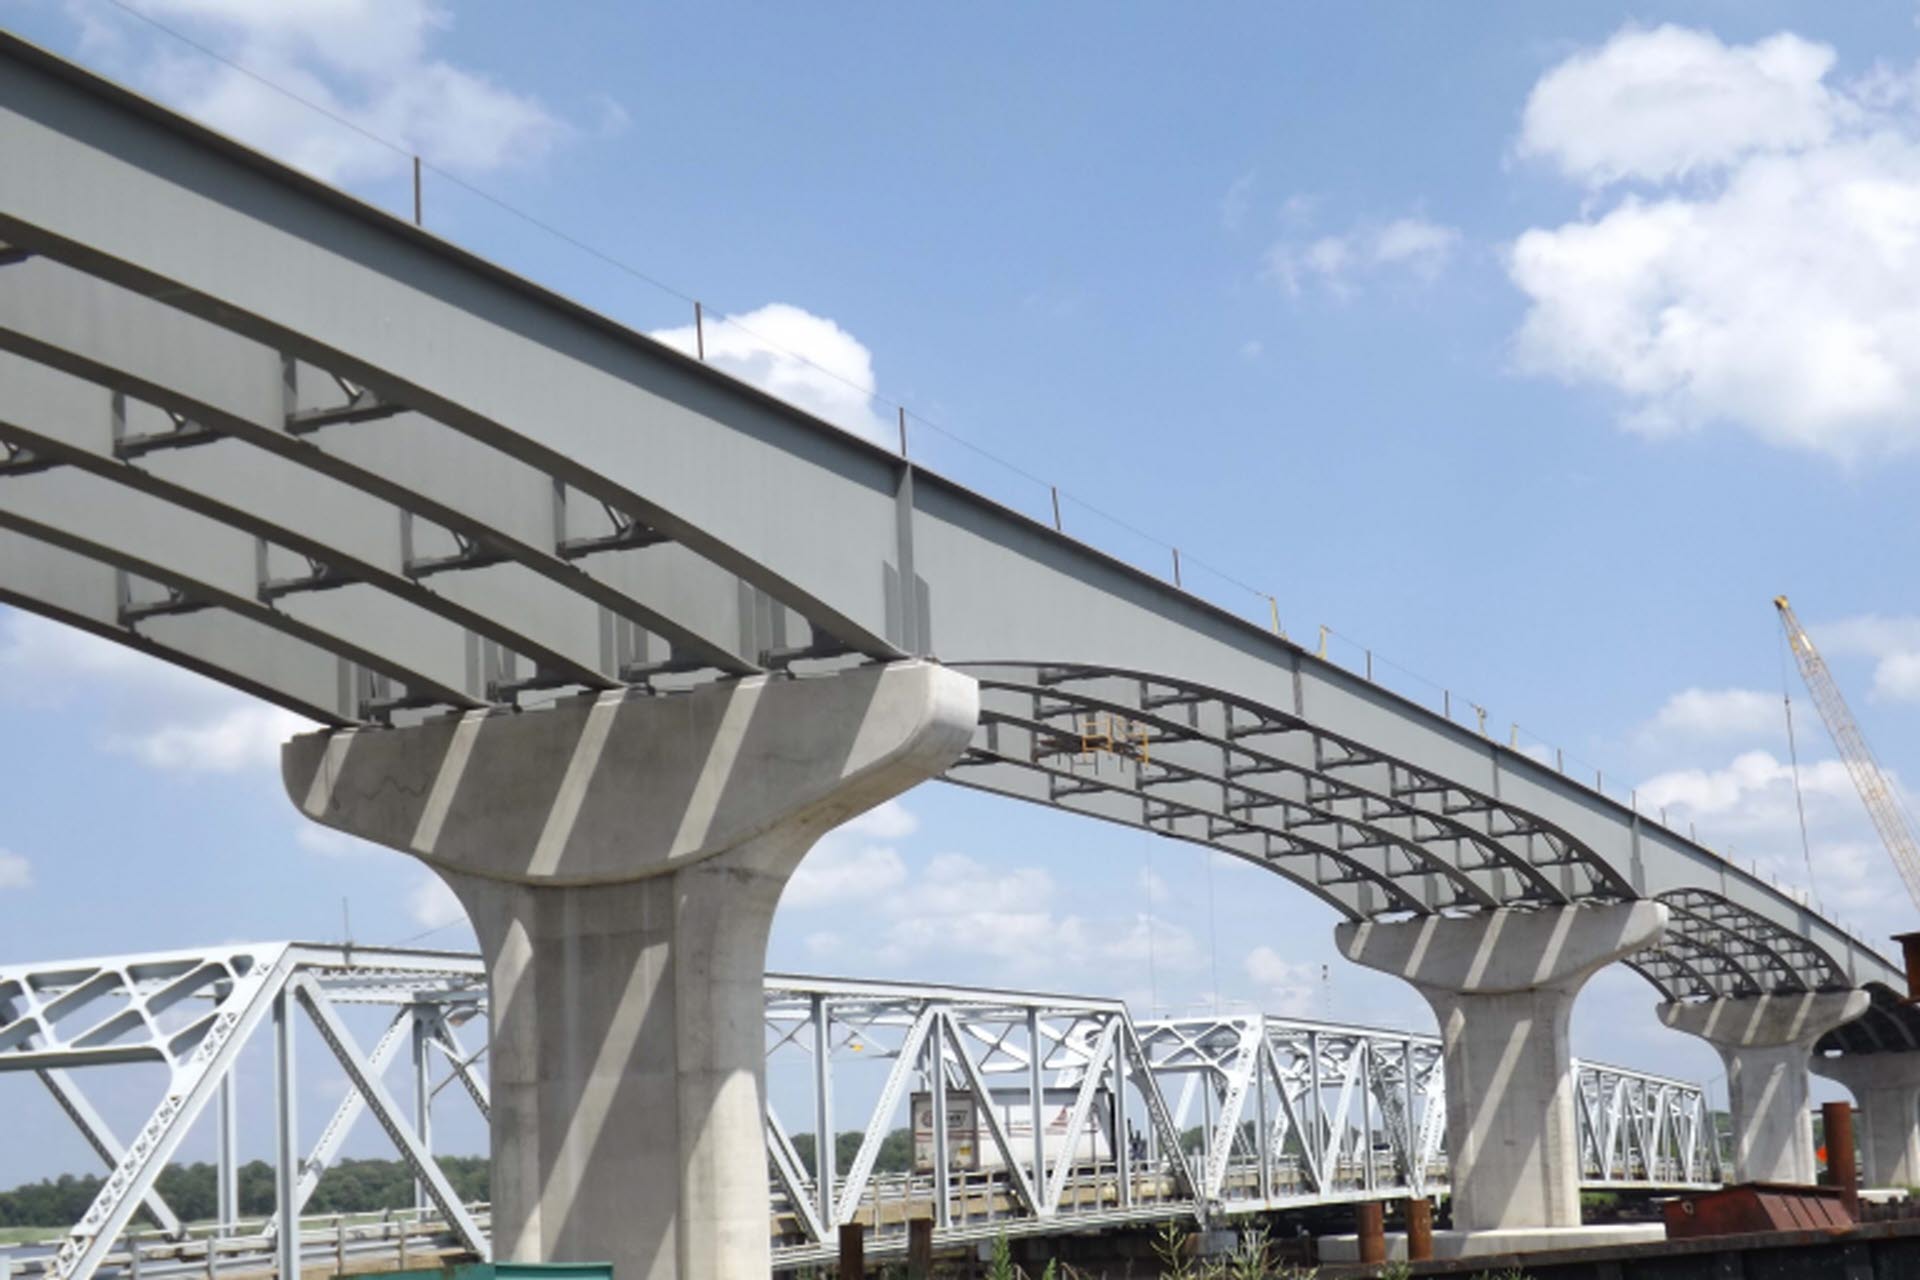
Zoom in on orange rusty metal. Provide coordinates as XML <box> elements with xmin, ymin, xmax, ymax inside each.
<box><xmin>1665</xmin><ymin>1183</ymin><xmax>1856</xmax><ymax>1239</ymax></box>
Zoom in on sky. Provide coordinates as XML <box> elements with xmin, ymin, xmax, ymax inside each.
<box><xmin>7</xmin><ymin>0</ymin><xmax>1920</xmax><ymax>1187</ymax></box>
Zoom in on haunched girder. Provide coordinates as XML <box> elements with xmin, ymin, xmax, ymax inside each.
<box><xmin>0</xmin><ymin>259</ymin><xmax>770</xmax><ymax>679</ymax></box>
<box><xmin>947</xmin><ymin>663</ymin><xmax>1629</xmax><ymax>920</ymax></box>
<box><xmin>1623</xmin><ymin>888</ymin><xmax>1852</xmax><ymax>1002</ymax></box>
<box><xmin>0</xmin><ymin>528</ymin><xmax>363</xmax><ymax>722</ymax></box>
<box><xmin>0</xmin><ymin>350</ymin><xmax>643</xmax><ymax>692</ymax></box>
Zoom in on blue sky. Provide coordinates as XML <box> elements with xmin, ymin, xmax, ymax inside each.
<box><xmin>7</xmin><ymin>0</ymin><xmax>1920</xmax><ymax>1185</ymax></box>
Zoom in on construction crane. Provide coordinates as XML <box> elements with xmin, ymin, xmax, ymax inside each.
<box><xmin>1775</xmin><ymin>595</ymin><xmax>1920</xmax><ymax>912</ymax></box>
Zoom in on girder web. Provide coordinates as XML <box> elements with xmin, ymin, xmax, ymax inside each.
<box><xmin>946</xmin><ymin>663</ymin><xmax>1634</xmax><ymax>921</ymax></box>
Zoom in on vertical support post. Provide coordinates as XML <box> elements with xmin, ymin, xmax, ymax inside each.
<box><xmin>334</xmin><ymin>1220</ymin><xmax>345</xmax><ymax>1274</ymax></box>
<box><xmin>1050</xmin><ymin>486</ymin><xmax>1062</xmax><ymax>532</ymax></box>
<box><xmin>929</xmin><ymin>1028</ymin><xmax>951</xmax><ymax>1228</ymax></box>
<box><xmin>273</xmin><ymin>989</ymin><xmax>299</xmax><ymax>1280</ymax></box>
<box><xmin>1171</xmin><ymin>547</ymin><xmax>1182</xmax><ymax>587</ymax></box>
<box><xmin>1113</xmin><ymin>1025</ymin><xmax>1131</xmax><ymax>1209</ymax></box>
<box><xmin>411</xmin><ymin>156</ymin><xmax>422</xmax><ymax>226</ymax></box>
<box><xmin>897</xmin><ymin>406</ymin><xmax>908</xmax><ymax>458</ymax></box>
<box><xmin>1255</xmin><ymin>1042</ymin><xmax>1273</xmax><ymax>1204</ymax></box>
<box><xmin>813</xmin><ymin>993</ymin><xmax>836</xmax><ymax>1224</ymax></box>
<box><xmin>1268</xmin><ymin>596</ymin><xmax>1282</xmax><ymax>637</ymax></box>
<box><xmin>693</xmin><ymin>301</ymin><xmax>705</xmax><ymax>360</ymax></box>
<box><xmin>1355</xmin><ymin>1200</ymin><xmax>1385</xmax><ymax>1265</ymax></box>
<box><xmin>837</xmin><ymin>1221</ymin><xmax>864</xmax><ymax>1277</ymax></box>
<box><xmin>1026</xmin><ymin>1008</ymin><xmax>1045</xmax><ymax>1193</ymax></box>
<box><xmin>412</xmin><ymin>1007</ymin><xmax>433</xmax><ymax>1212</ymax></box>
<box><xmin>217</xmin><ymin>1076</ymin><xmax>238</xmax><ymax>1237</ymax></box>
<box><xmin>1361</xmin><ymin>1042</ymin><xmax>1377</xmax><ymax>1192</ymax></box>
<box><xmin>906</xmin><ymin>1216</ymin><xmax>933</xmax><ymax>1279</ymax></box>
<box><xmin>1824</xmin><ymin>1100</ymin><xmax>1859</xmax><ymax>1217</ymax></box>
<box><xmin>1404</xmin><ymin>1196</ymin><xmax>1433</xmax><ymax>1261</ymax></box>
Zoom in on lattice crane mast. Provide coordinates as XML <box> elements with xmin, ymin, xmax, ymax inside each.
<box><xmin>1775</xmin><ymin>594</ymin><xmax>1920</xmax><ymax>912</ymax></box>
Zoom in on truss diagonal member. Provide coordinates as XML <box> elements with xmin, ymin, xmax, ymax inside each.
<box><xmin>1200</xmin><ymin>1022</ymin><xmax>1260</xmax><ymax>1202</ymax></box>
<box><xmin>938</xmin><ymin>1012</ymin><xmax>1041</xmax><ymax>1217</ymax></box>
<box><xmin>285</xmin><ymin>976</ymin><xmax>488</xmax><ymax>1260</ymax></box>
<box><xmin>764</xmin><ymin>1104</ymin><xmax>827</xmax><ymax>1245</ymax></box>
<box><xmin>834</xmin><ymin>1005</ymin><xmax>936</xmax><ymax>1225</ymax></box>
<box><xmin>429</xmin><ymin>1016</ymin><xmax>490</xmax><ymax>1117</ymax></box>
<box><xmin>36</xmin><ymin>1070</ymin><xmax>184</xmax><ymax>1240</ymax></box>
<box><xmin>1043</xmin><ymin>1017</ymin><xmax>1121</xmax><ymax>1214</ymax></box>
<box><xmin>43</xmin><ymin>947</ymin><xmax>290</xmax><ymax>1280</ymax></box>
<box><xmin>265</xmin><ymin>1007</ymin><xmax>412</xmax><ymax>1234</ymax></box>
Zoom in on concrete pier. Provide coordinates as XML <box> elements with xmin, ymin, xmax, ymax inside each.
<box><xmin>1336</xmin><ymin>902</ymin><xmax>1668</xmax><ymax>1233</ymax></box>
<box><xmin>1813</xmin><ymin>1052</ymin><xmax>1920</xmax><ymax>1188</ymax></box>
<box><xmin>1659</xmin><ymin>991</ymin><xmax>1869</xmax><ymax>1184</ymax></box>
<box><xmin>282</xmin><ymin>661</ymin><xmax>979</xmax><ymax>1280</ymax></box>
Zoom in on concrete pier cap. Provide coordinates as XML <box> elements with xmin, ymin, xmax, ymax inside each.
<box><xmin>282</xmin><ymin>660</ymin><xmax>979</xmax><ymax>1280</ymax></box>
<box><xmin>1813</xmin><ymin>1051</ymin><xmax>1920</xmax><ymax>1189</ymax></box>
<box><xmin>1336</xmin><ymin>901</ymin><xmax>1668</xmax><ymax>1234</ymax></box>
<box><xmin>1659</xmin><ymin>990</ymin><xmax>1870</xmax><ymax>1185</ymax></box>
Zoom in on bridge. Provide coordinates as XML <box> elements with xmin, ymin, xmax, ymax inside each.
<box><xmin>0</xmin><ymin>942</ymin><xmax>1725</xmax><ymax>1280</ymax></box>
<box><xmin>1</xmin><ymin>25</ymin><xmax>1916</xmax><ymax>1278</ymax></box>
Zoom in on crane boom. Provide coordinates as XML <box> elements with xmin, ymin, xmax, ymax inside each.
<box><xmin>1775</xmin><ymin>595</ymin><xmax>1920</xmax><ymax>912</ymax></box>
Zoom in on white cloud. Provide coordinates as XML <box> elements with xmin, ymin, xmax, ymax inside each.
<box><xmin>866</xmin><ymin>853</ymin><xmax>1202</xmax><ymax>982</ymax></box>
<box><xmin>1244</xmin><ymin>946</ymin><xmax>1324</xmax><ymax>1017</ymax></box>
<box><xmin>784</xmin><ymin>842</ymin><xmax>907</xmax><ymax>910</ymax></box>
<box><xmin>1519</xmin><ymin>25</ymin><xmax>1839</xmax><ymax>186</ymax></box>
<box><xmin>1806</xmin><ymin>613</ymin><xmax>1920</xmax><ymax>703</ymax></box>
<box><xmin>107</xmin><ymin>704</ymin><xmax>311</xmax><ymax>773</ymax></box>
<box><xmin>74</xmin><ymin>0</ymin><xmax>565</xmax><ymax>184</ymax></box>
<box><xmin>1267</xmin><ymin>214</ymin><xmax>1461</xmax><ymax>297</ymax></box>
<box><xmin>1638</xmin><ymin>748</ymin><xmax>1857</xmax><ymax>823</ymax></box>
<box><xmin>407</xmin><ymin>874</ymin><xmax>466</xmax><ymax>930</ymax></box>
<box><xmin>1510</xmin><ymin>25</ymin><xmax>1920</xmax><ymax>458</ymax></box>
<box><xmin>0</xmin><ymin>851</ymin><xmax>33</xmax><ymax>891</ymax></box>
<box><xmin>650</xmin><ymin>303</ymin><xmax>892</xmax><ymax>444</ymax></box>
<box><xmin>0</xmin><ymin>610</ymin><xmax>317</xmax><ymax>771</ymax></box>
<box><xmin>1221</xmin><ymin>170</ymin><xmax>1256</xmax><ymax>231</ymax></box>
<box><xmin>1646</xmin><ymin>687</ymin><xmax>1783</xmax><ymax>740</ymax></box>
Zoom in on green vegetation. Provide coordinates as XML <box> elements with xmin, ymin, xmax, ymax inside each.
<box><xmin>789</xmin><ymin>1128</ymin><xmax>914</xmax><ymax>1178</ymax></box>
<box><xmin>0</xmin><ymin>1156</ymin><xmax>489</xmax><ymax>1230</ymax></box>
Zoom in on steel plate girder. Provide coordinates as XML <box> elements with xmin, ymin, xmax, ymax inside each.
<box><xmin>0</xmin><ymin>465</ymin><xmax>492</xmax><ymax>707</ymax></box>
<box><xmin>952</xmin><ymin>664</ymin><xmax>1624</xmax><ymax>920</ymax></box>
<box><xmin>0</xmin><ymin>261</ymin><xmax>762</xmax><ymax>677</ymax></box>
<box><xmin>0</xmin><ymin>33</ymin><xmax>1900</xmax><ymax>990</ymax></box>
<box><xmin>0</xmin><ymin>350</ymin><xmax>634</xmax><ymax>691</ymax></box>
<box><xmin>0</xmin><ymin>64</ymin><xmax>900</xmax><ymax>662</ymax></box>
<box><xmin>0</xmin><ymin>529</ymin><xmax>359</xmax><ymax>721</ymax></box>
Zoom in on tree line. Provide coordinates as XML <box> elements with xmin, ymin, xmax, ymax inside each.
<box><xmin>0</xmin><ymin>1157</ymin><xmax>490</xmax><ymax>1229</ymax></box>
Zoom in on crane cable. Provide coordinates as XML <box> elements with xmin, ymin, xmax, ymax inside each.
<box><xmin>1781</xmin><ymin>626</ymin><xmax>1819</xmax><ymax>900</ymax></box>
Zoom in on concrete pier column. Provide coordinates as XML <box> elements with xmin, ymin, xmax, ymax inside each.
<box><xmin>281</xmin><ymin>661</ymin><xmax>978</xmax><ymax>1280</ymax></box>
<box><xmin>1813</xmin><ymin>1053</ymin><xmax>1920</xmax><ymax>1188</ymax></box>
<box><xmin>1658</xmin><ymin>991</ymin><xmax>1869</xmax><ymax>1185</ymax></box>
<box><xmin>1336</xmin><ymin>903</ymin><xmax>1668</xmax><ymax>1232</ymax></box>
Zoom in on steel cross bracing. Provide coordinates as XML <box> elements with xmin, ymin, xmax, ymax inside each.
<box><xmin>0</xmin><ymin>33</ymin><xmax>1899</xmax><ymax>1006</ymax></box>
<box><xmin>0</xmin><ymin>943</ymin><xmax>490</xmax><ymax>1280</ymax></box>
<box><xmin>948</xmin><ymin>665</ymin><xmax>1857</xmax><ymax>1001</ymax></box>
<box><xmin>1</xmin><ymin>945</ymin><xmax>1723</xmax><ymax>1279</ymax></box>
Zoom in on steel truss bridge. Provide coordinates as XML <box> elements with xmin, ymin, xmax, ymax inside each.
<box><xmin>0</xmin><ymin>944</ymin><xmax>1723</xmax><ymax>1280</ymax></box>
